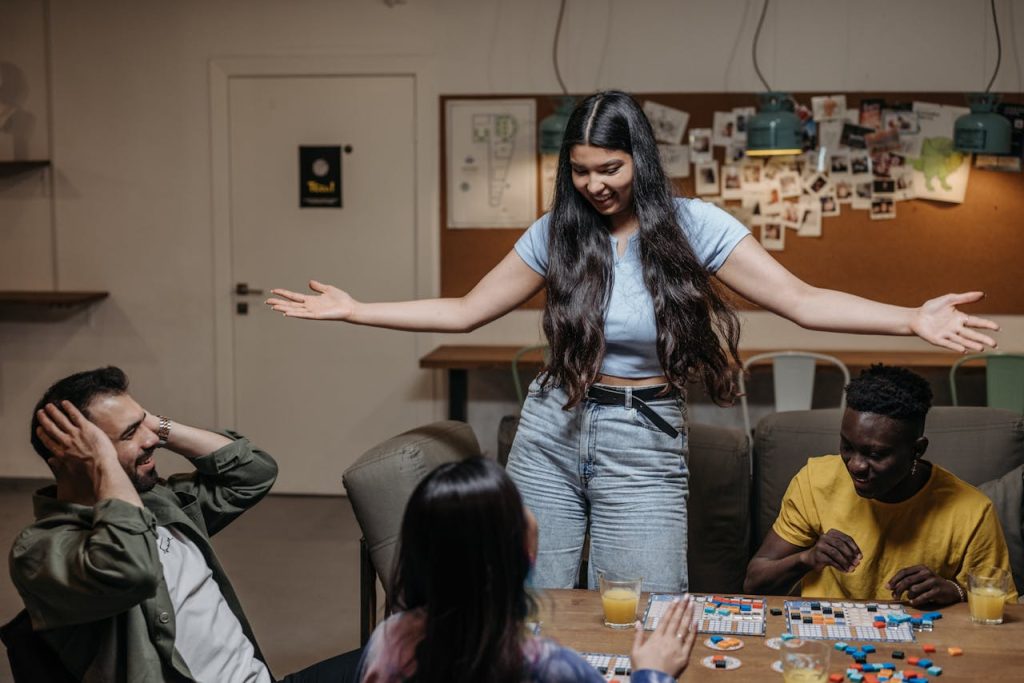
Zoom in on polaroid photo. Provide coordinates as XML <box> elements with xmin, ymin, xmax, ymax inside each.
<box><xmin>859</xmin><ymin>98</ymin><xmax>885</xmax><ymax>130</ymax></box>
<box><xmin>777</xmin><ymin>171</ymin><xmax>802</xmax><ymax>199</ymax></box>
<box><xmin>865</xmin><ymin>128</ymin><xmax>901</xmax><ymax>152</ymax></box>
<box><xmin>759</xmin><ymin>181</ymin><xmax>784</xmax><ymax>215</ymax></box>
<box><xmin>694</xmin><ymin>161</ymin><xmax>720</xmax><ymax>195</ymax></box>
<box><xmin>797</xmin><ymin>197</ymin><xmax>823</xmax><ymax>237</ymax></box>
<box><xmin>840</xmin><ymin>123</ymin><xmax>873</xmax><ymax>150</ymax></box>
<box><xmin>803</xmin><ymin>172</ymin><xmax>832</xmax><ymax>196</ymax></box>
<box><xmin>760</xmin><ymin>221</ymin><xmax>786</xmax><ymax>251</ymax></box>
<box><xmin>643</xmin><ymin>100</ymin><xmax>690</xmax><ymax>145</ymax></box>
<box><xmin>893</xmin><ymin>168</ymin><xmax>916</xmax><ymax>201</ymax></box>
<box><xmin>721</xmin><ymin>164</ymin><xmax>744</xmax><ymax>200</ymax></box>
<box><xmin>689</xmin><ymin>128</ymin><xmax>713</xmax><ymax>162</ymax></box>
<box><xmin>812</xmin><ymin>95</ymin><xmax>847</xmax><ymax>121</ymax></box>
<box><xmin>818</xmin><ymin>120</ymin><xmax>845</xmax><ymax>154</ymax></box>
<box><xmin>740</xmin><ymin>160</ymin><xmax>765</xmax><ymax>192</ymax></box>
<box><xmin>850</xmin><ymin>153</ymin><xmax>871</xmax><ymax>176</ymax></box>
<box><xmin>872</xmin><ymin>178</ymin><xmax>896</xmax><ymax>196</ymax></box>
<box><xmin>833</xmin><ymin>175</ymin><xmax>855</xmax><ymax>204</ymax></box>
<box><xmin>883</xmin><ymin>110</ymin><xmax>919</xmax><ymax>135</ymax></box>
<box><xmin>762</xmin><ymin>162</ymin><xmax>783</xmax><ymax>183</ymax></box>
<box><xmin>819</xmin><ymin>190</ymin><xmax>840</xmax><ymax>217</ymax></box>
<box><xmin>658</xmin><ymin>144</ymin><xmax>691</xmax><ymax>178</ymax></box>
<box><xmin>781</xmin><ymin>200</ymin><xmax>802</xmax><ymax>230</ymax></box>
<box><xmin>899</xmin><ymin>133</ymin><xmax>924</xmax><ymax>159</ymax></box>
<box><xmin>852</xmin><ymin>180</ymin><xmax>873</xmax><ymax>210</ymax></box>
<box><xmin>712</xmin><ymin>111</ymin><xmax>736</xmax><ymax>147</ymax></box>
<box><xmin>829</xmin><ymin>154</ymin><xmax>851</xmax><ymax>175</ymax></box>
<box><xmin>732</xmin><ymin>106</ymin><xmax>756</xmax><ymax>143</ymax></box>
<box><xmin>726</xmin><ymin>143</ymin><xmax>747</xmax><ymax>163</ymax></box>
<box><xmin>870</xmin><ymin>197</ymin><xmax>896</xmax><ymax>220</ymax></box>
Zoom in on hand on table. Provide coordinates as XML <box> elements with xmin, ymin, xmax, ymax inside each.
<box><xmin>800</xmin><ymin>529</ymin><xmax>862</xmax><ymax>574</ymax></box>
<box><xmin>266</xmin><ymin>280</ymin><xmax>356</xmax><ymax>321</ymax></box>
<box><xmin>910</xmin><ymin>292</ymin><xmax>999</xmax><ymax>353</ymax></box>
<box><xmin>888</xmin><ymin>565</ymin><xmax>962</xmax><ymax>607</ymax></box>
<box><xmin>631</xmin><ymin>595</ymin><xmax>698</xmax><ymax>678</ymax></box>
<box><xmin>35</xmin><ymin>401</ymin><xmax>117</xmax><ymax>467</ymax></box>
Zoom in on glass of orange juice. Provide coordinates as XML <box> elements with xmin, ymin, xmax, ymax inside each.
<box><xmin>598</xmin><ymin>573</ymin><xmax>642</xmax><ymax>629</ymax></box>
<box><xmin>781</xmin><ymin>639</ymin><xmax>829</xmax><ymax>683</ymax></box>
<box><xmin>967</xmin><ymin>566</ymin><xmax>1010</xmax><ymax>625</ymax></box>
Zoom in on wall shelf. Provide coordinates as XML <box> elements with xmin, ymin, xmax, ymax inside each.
<box><xmin>0</xmin><ymin>160</ymin><xmax>51</xmax><ymax>177</ymax></box>
<box><xmin>0</xmin><ymin>291</ymin><xmax>108</xmax><ymax>308</ymax></box>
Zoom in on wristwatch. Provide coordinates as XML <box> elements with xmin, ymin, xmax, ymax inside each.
<box><xmin>157</xmin><ymin>416</ymin><xmax>171</xmax><ymax>446</ymax></box>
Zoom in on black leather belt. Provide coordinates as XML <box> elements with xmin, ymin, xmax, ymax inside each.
<box><xmin>585</xmin><ymin>384</ymin><xmax>680</xmax><ymax>439</ymax></box>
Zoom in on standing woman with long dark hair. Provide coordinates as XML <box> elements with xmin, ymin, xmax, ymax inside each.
<box><xmin>356</xmin><ymin>457</ymin><xmax>699</xmax><ymax>683</ymax></box>
<box><xmin>267</xmin><ymin>91</ymin><xmax>998</xmax><ymax>592</ymax></box>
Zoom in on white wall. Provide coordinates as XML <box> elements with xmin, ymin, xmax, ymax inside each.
<box><xmin>1</xmin><ymin>0</ymin><xmax>1022</xmax><ymax>476</ymax></box>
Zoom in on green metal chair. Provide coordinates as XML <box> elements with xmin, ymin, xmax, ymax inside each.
<box><xmin>950</xmin><ymin>353</ymin><xmax>1024</xmax><ymax>414</ymax></box>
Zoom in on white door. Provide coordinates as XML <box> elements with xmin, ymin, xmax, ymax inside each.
<box><xmin>227</xmin><ymin>74</ymin><xmax>431</xmax><ymax>494</ymax></box>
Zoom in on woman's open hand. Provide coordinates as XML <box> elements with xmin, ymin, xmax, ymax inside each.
<box><xmin>631</xmin><ymin>595</ymin><xmax>698</xmax><ymax>678</ymax></box>
<box><xmin>911</xmin><ymin>292</ymin><xmax>999</xmax><ymax>353</ymax></box>
<box><xmin>266</xmin><ymin>280</ymin><xmax>356</xmax><ymax>321</ymax></box>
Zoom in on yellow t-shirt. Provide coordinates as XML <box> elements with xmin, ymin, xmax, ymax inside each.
<box><xmin>773</xmin><ymin>455</ymin><xmax>1018</xmax><ymax>602</ymax></box>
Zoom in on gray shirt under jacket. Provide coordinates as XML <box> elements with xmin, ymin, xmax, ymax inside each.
<box><xmin>8</xmin><ymin>434</ymin><xmax>278</xmax><ymax>682</ymax></box>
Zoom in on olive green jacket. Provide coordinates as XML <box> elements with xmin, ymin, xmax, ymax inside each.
<box><xmin>8</xmin><ymin>435</ymin><xmax>278</xmax><ymax>682</ymax></box>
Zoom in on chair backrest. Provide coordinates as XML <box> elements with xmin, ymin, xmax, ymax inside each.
<box><xmin>950</xmin><ymin>353</ymin><xmax>1024</xmax><ymax>414</ymax></box>
<box><xmin>752</xmin><ymin>406</ymin><xmax>1024</xmax><ymax>548</ymax></box>
<box><xmin>739</xmin><ymin>351</ymin><xmax>852</xmax><ymax>457</ymax></box>
<box><xmin>342</xmin><ymin>421</ymin><xmax>482</xmax><ymax>598</ymax></box>
<box><xmin>685</xmin><ymin>422</ymin><xmax>751</xmax><ymax>593</ymax></box>
<box><xmin>0</xmin><ymin>610</ymin><xmax>77</xmax><ymax>683</ymax></box>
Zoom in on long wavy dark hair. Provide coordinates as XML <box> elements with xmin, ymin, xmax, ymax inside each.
<box><xmin>542</xmin><ymin>90</ymin><xmax>742</xmax><ymax>407</ymax></box>
<box><xmin>391</xmin><ymin>458</ymin><xmax>535</xmax><ymax>683</ymax></box>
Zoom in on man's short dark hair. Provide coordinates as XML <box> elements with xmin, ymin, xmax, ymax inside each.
<box><xmin>30</xmin><ymin>366</ymin><xmax>129</xmax><ymax>462</ymax></box>
<box><xmin>845</xmin><ymin>364</ymin><xmax>933</xmax><ymax>424</ymax></box>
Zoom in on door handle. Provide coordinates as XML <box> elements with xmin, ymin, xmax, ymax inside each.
<box><xmin>235</xmin><ymin>283</ymin><xmax>264</xmax><ymax>296</ymax></box>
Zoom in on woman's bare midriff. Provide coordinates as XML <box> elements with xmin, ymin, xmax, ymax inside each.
<box><xmin>594</xmin><ymin>373</ymin><xmax>669</xmax><ymax>387</ymax></box>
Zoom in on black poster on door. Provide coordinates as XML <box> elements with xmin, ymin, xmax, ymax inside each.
<box><xmin>299</xmin><ymin>145</ymin><xmax>342</xmax><ymax>208</ymax></box>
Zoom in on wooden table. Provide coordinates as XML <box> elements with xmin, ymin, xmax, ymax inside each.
<box><xmin>538</xmin><ymin>590</ymin><xmax>1024</xmax><ymax>681</ymax></box>
<box><xmin>419</xmin><ymin>346</ymin><xmax>967</xmax><ymax>421</ymax></box>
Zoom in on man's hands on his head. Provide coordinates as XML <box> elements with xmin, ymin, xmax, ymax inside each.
<box><xmin>888</xmin><ymin>565</ymin><xmax>962</xmax><ymax>607</ymax></box>
<box><xmin>800</xmin><ymin>529</ymin><xmax>862</xmax><ymax>574</ymax></box>
<box><xmin>36</xmin><ymin>401</ymin><xmax>118</xmax><ymax>467</ymax></box>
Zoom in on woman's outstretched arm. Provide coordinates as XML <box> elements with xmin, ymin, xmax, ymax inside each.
<box><xmin>715</xmin><ymin>236</ymin><xmax>999</xmax><ymax>353</ymax></box>
<box><xmin>266</xmin><ymin>249</ymin><xmax>545</xmax><ymax>333</ymax></box>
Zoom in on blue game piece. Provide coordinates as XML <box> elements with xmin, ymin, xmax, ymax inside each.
<box><xmin>740</xmin><ymin>604</ymin><xmax>751</xmax><ymax>612</ymax></box>
<box><xmin>862</xmin><ymin>663</ymin><xmax>877</xmax><ymax>672</ymax></box>
<box><xmin>849</xmin><ymin>673</ymin><xmax>863</xmax><ymax>682</ymax></box>
<box><xmin>710</xmin><ymin>635</ymin><xmax>724</xmax><ymax>643</ymax></box>
<box><xmin>854</xmin><ymin>656</ymin><xmax>867</xmax><ymax>664</ymax></box>
<box><xmin>844</xmin><ymin>646</ymin><xmax>857</xmax><ymax>654</ymax></box>
<box><xmin>910</xmin><ymin>617</ymin><xmax>923</xmax><ymax>625</ymax></box>
<box><xmin>918</xmin><ymin>658</ymin><xmax>933</xmax><ymax>668</ymax></box>
<box><xmin>781</xmin><ymin>633</ymin><xmax>796</xmax><ymax>641</ymax></box>
<box><xmin>922</xmin><ymin>619</ymin><xmax>934</xmax><ymax>628</ymax></box>
<box><xmin>922</xmin><ymin>611</ymin><xmax>942</xmax><ymax>621</ymax></box>
<box><xmin>881</xmin><ymin>662</ymin><xmax>895</xmax><ymax>670</ymax></box>
<box><xmin>835</xmin><ymin>641</ymin><xmax>849</xmax><ymax>651</ymax></box>
<box><xmin>862</xmin><ymin>644</ymin><xmax>876</xmax><ymax>654</ymax></box>
<box><xmin>926</xmin><ymin>665</ymin><xmax>942</xmax><ymax>676</ymax></box>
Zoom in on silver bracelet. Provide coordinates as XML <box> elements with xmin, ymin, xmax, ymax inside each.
<box><xmin>157</xmin><ymin>416</ymin><xmax>171</xmax><ymax>446</ymax></box>
<box><xmin>947</xmin><ymin>579</ymin><xmax>966</xmax><ymax>603</ymax></box>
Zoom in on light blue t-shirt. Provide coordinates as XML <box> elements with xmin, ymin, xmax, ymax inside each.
<box><xmin>514</xmin><ymin>197</ymin><xmax>750</xmax><ymax>378</ymax></box>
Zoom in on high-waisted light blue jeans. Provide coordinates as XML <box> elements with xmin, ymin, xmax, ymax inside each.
<box><xmin>506</xmin><ymin>378</ymin><xmax>689</xmax><ymax>593</ymax></box>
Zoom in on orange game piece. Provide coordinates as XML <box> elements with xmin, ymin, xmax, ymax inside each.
<box><xmin>907</xmin><ymin>656</ymin><xmax>920</xmax><ymax>665</ymax></box>
<box><xmin>922</xmin><ymin>643</ymin><xmax>936</xmax><ymax>653</ymax></box>
<box><xmin>948</xmin><ymin>646</ymin><xmax>963</xmax><ymax>656</ymax></box>
<box><xmin>829</xmin><ymin>675</ymin><xmax>844</xmax><ymax>682</ymax></box>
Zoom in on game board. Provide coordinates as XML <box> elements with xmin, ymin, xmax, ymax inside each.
<box><xmin>784</xmin><ymin>600</ymin><xmax>917</xmax><ymax>643</ymax></box>
<box><xmin>642</xmin><ymin>594</ymin><xmax>767</xmax><ymax>636</ymax></box>
<box><xmin>579</xmin><ymin>653</ymin><xmax>631</xmax><ymax>681</ymax></box>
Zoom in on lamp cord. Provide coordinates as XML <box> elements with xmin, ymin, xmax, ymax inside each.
<box><xmin>553</xmin><ymin>0</ymin><xmax>569</xmax><ymax>96</ymax></box>
<box><xmin>752</xmin><ymin>0</ymin><xmax>772</xmax><ymax>91</ymax></box>
<box><xmin>985</xmin><ymin>0</ymin><xmax>1002</xmax><ymax>93</ymax></box>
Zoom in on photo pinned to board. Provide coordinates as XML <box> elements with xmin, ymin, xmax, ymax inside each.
<box><xmin>712</xmin><ymin>111</ymin><xmax>736</xmax><ymax>147</ymax></box>
<box><xmin>777</xmin><ymin>170</ymin><xmax>802</xmax><ymax>199</ymax></box>
<box><xmin>689</xmin><ymin>127</ymin><xmax>713</xmax><ymax>163</ymax></box>
<box><xmin>797</xmin><ymin>196</ymin><xmax>822</xmax><ymax>237</ymax></box>
<box><xmin>695</xmin><ymin>160</ymin><xmax>720</xmax><ymax>196</ymax></box>
<box><xmin>643</xmin><ymin>100</ymin><xmax>690</xmax><ymax>145</ymax></box>
<box><xmin>658</xmin><ymin>144</ymin><xmax>691</xmax><ymax>178</ymax></box>
<box><xmin>760</xmin><ymin>220</ymin><xmax>785</xmax><ymax>251</ymax></box>
<box><xmin>819</xmin><ymin>190</ymin><xmax>840</xmax><ymax>217</ymax></box>
<box><xmin>721</xmin><ymin>164</ymin><xmax>744</xmax><ymax>200</ymax></box>
<box><xmin>870</xmin><ymin>177</ymin><xmax>896</xmax><ymax>220</ymax></box>
<box><xmin>732</xmin><ymin>106</ymin><xmax>756</xmax><ymax>143</ymax></box>
<box><xmin>811</xmin><ymin>94</ymin><xmax>847</xmax><ymax>121</ymax></box>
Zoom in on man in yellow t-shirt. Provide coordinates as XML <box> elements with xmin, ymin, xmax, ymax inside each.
<box><xmin>744</xmin><ymin>365</ymin><xmax>1017</xmax><ymax>607</ymax></box>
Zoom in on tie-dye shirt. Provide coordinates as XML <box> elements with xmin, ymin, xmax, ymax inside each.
<box><xmin>356</xmin><ymin>609</ymin><xmax>673</xmax><ymax>683</ymax></box>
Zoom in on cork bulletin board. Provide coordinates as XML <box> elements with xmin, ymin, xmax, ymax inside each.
<box><xmin>440</xmin><ymin>93</ymin><xmax>1024</xmax><ymax>314</ymax></box>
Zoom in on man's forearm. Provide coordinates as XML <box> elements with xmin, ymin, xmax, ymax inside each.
<box><xmin>93</xmin><ymin>458</ymin><xmax>144</xmax><ymax>508</ymax></box>
<box><xmin>160</xmin><ymin>419</ymin><xmax>233</xmax><ymax>459</ymax></box>
<box><xmin>744</xmin><ymin>553</ymin><xmax>810</xmax><ymax>595</ymax></box>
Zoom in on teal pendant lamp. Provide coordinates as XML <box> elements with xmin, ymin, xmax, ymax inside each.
<box><xmin>747</xmin><ymin>92</ymin><xmax>803</xmax><ymax>157</ymax></box>
<box><xmin>954</xmin><ymin>1</ymin><xmax>1011</xmax><ymax>155</ymax></box>
<box><xmin>746</xmin><ymin>1</ymin><xmax>803</xmax><ymax>157</ymax></box>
